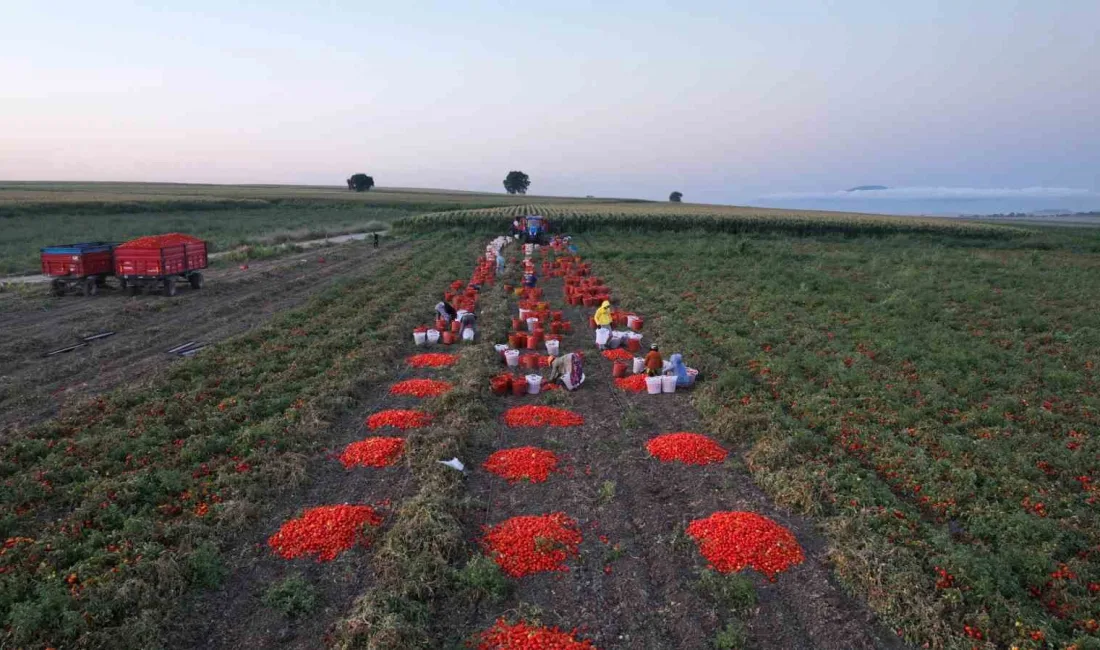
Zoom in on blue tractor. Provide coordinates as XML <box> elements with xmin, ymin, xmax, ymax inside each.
<box><xmin>521</xmin><ymin>215</ymin><xmax>549</xmax><ymax>244</ymax></box>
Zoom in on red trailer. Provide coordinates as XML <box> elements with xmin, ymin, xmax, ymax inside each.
<box><xmin>114</xmin><ymin>233</ymin><xmax>208</xmax><ymax>296</ymax></box>
<box><xmin>40</xmin><ymin>242</ymin><xmax>117</xmax><ymax>296</ymax></box>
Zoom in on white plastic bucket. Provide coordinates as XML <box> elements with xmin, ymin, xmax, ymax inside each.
<box><xmin>426</xmin><ymin>329</ymin><xmax>440</xmax><ymax>344</ymax></box>
<box><xmin>632</xmin><ymin>357</ymin><xmax>645</xmax><ymax>374</ymax></box>
<box><xmin>562</xmin><ymin>372</ymin><xmax>585</xmax><ymax>391</ymax></box>
<box><xmin>518</xmin><ymin>308</ymin><xmax>531</xmax><ymax>321</ymax></box>
<box><xmin>505</xmin><ymin>349</ymin><xmax>520</xmax><ymax>367</ymax></box>
<box><xmin>526</xmin><ymin>374</ymin><xmax>542</xmax><ymax>394</ymax></box>
<box><xmin>606</xmin><ymin>333</ymin><xmax>622</xmax><ymax>349</ymax></box>
<box><xmin>627</xmin><ymin>315</ymin><xmax>639</xmax><ymax>330</ymax></box>
<box><xmin>546</xmin><ymin>339</ymin><xmax>560</xmax><ymax>356</ymax></box>
<box><xmin>526</xmin><ymin>317</ymin><xmax>539</xmax><ymax>331</ymax></box>
<box><xmin>646</xmin><ymin>376</ymin><xmax>663</xmax><ymax>395</ymax></box>
<box><xmin>462</xmin><ymin>328</ymin><xmax>475</xmax><ymax>342</ymax></box>
<box><xmin>627</xmin><ymin>332</ymin><xmax>643</xmax><ymax>342</ymax></box>
<box><xmin>661</xmin><ymin>375</ymin><xmax>677</xmax><ymax>393</ymax></box>
<box><xmin>414</xmin><ymin>331</ymin><xmax>427</xmax><ymax>346</ymax></box>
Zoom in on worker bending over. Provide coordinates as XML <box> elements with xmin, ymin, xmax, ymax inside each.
<box><xmin>546</xmin><ymin>352</ymin><xmax>584</xmax><ymax>390</ymax></box>
<box><xmin>645</xmin><ymin>344</ymin><xmax>663</xmax><ymax>377</ymax></box>
<box><xmin>435</xmin><ymin>300</ymin><xmax>457</xmax><ymax>323</ymax></box>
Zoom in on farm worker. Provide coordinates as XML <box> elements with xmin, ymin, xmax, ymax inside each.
<box><xmin>373</xmin><ymin>232</ymin><xmax>379</xmax><ymax>248</ymax></box>
<box><xmin>523</xmin><ymin>272</ymin><xmax>538</xmax><ymax>288</ymax></box>
<box><xmin>435</xmin><ymin>300</ymin><xmax>457</xmax><ymax>323</ymax></box>
<box><xmin>594</xmin><ymin>300</ymin><xmax>612</xmax><ymax>328</ymax></box>
<box><xmin>645</xmin><ymin>344</ymin><xmax>664</xmax><ymax>377</ymax></box>
<box><xmin>546</xmin><ymin>352</ymin><xmax>584</xmax><ymax>390</ymax></box>
<box><xmin>668</xmin><ymin>353</ymin><xmax>692</xmax><ymax>387</ymax></box>
<box><xmin>496</xmin><ymin>251</ymin><xmax>506</xmax><ymax>275</ymax></box>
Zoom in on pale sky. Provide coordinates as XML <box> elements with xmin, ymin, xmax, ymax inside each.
<box><xmin>2</xmin><ymin>0</ymin><xmax>1098</xmax><ymax>206</ymax></box>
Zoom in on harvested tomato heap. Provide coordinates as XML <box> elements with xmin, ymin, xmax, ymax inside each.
<box><xmin>116</xmin><ymin>233</ymin><xmax>202</xmax><ymax>249</ymax></box>
<box><xmin>475</xmin><ymin>619</ymin><xmax>597</xmax><ymax>649</ymax></box>
<box><xmin>268</xmin><ymin>504</ymin><xmax>382</xmax><ymax>562</ymax></box>
<box><xmin>406</xmin><ymin>353</ymin><xmax>458</xmax><ymax>367</ymax></box>
<box><xmin>367</xmin><ymin>409</ymin><xmax>433</xmax><ymax>430</ymax></box>
<box><xmin>686</xmin><ymin>511</ymin><xmax>804</xmax><ymax>580</ymax></box>
<box><xmin>483</xmin><ymin>447</ymin><xmax>560</xmax><ymax>483</ymax></box>
<box><xmin>614</xmin><ymin>374</ymin><xmax>649</xmax><ymax>392</ymax></box>
<box><xmin>339</xmin><ymin>437</ymin><xmax>405</xmax><ymax>468</ymax></box>
<box><xmin>389</xmin><ymin>379</ymin><xmax>453</xmax><ymax>398</ymax></box>
<box><xmin>482</xmin><ymin>513</ymin><xmax>582</xmax><ymax>577</ymax></box>
<box><xmin>646</xmin><ymin>432</ymin><xmax>728</xmax><ymax>465</ymax></box>
<box><xmin>601</xmin><ymin>348</ymin><xmax>634</xmax><ymax>362</ymax></box>
<box><xmin>503</xmin><ymin>406</ymin><xmax>584</xmax><ymax>428</ymax></box>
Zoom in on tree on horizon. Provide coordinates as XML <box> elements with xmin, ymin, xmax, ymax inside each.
<box><xmin>503</xmin><ymin>171</ymin><xmax>530</xmax><ymax>195</ymax></box>
<box><xmin>347</xmin><ymin>174</ymin><xmax>374</xmax><ymax>192</ymax></box>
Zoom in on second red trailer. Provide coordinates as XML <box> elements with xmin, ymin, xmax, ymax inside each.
<box><xmin>114</xmin><ymin>233</ymin><xmax>208</xmax><ymax>296</ymax></box>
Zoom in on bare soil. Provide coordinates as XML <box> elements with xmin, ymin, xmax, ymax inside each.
<box><xmin>0</xmin><ymin>241</ymin><xmax>407</xmax><ymax>437</ymax></box>
<box><xmin>448</xmin><ymin>270</ymin><xmax>910</xmax><ymax>649</ymax></box>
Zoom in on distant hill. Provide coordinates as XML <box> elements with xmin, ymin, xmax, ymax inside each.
<box><xmin>846</xmin><ymin>185</ymin><xmax>888</xmax><ymax>192</ymax></box>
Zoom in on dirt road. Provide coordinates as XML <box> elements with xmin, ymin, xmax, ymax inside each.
<box><xmin>0</xmin><ymin>240</ymin><xmax>407</xmax><ymax>437</ymax></box>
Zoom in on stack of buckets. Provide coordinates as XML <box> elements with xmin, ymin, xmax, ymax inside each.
<box><xmin>498</xmin><ymin>304</ymin><xmax>562</xmax><ymax>395</ymax></box>
<box><xmin>564</xmin><ymin>275</ymin><xmax>609</xmax><ymax>308</ymax></box>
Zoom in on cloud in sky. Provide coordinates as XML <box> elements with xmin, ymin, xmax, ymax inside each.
<box><xmin>760</xmin><ymin>187</ymin><xmax>1098</xmax><ymax>201</ymax></box>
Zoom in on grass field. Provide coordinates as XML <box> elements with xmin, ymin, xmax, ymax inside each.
<box><xmin>0</xmin><ymin>204</ymin><xmax>410</xmax><ymax>275</ymax></box>
<box><xmin>0</xmin><ymin>182</ymin><xmax>626</xmax><ymax>275</ymax></box>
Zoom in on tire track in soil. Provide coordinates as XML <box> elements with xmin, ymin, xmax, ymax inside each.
<box><xmin>459</xmin><ymin>254</ymin><xmax>909</xmax><ymax>649</ymax></box>
<box><xmin>0</xmin><ymin>241</ymin><xmax>409</xmax><ymax>436</ymax></box>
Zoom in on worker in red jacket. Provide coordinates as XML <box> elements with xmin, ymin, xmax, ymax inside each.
<box><xmin>644</xmin><ymin>344</ymin><xmax>663</xmax><ymax>377</ymax></box>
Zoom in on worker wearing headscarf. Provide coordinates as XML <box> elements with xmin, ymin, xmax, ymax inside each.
<box><xmin>669</xmin><ymin>353</ymin><xmax>690</xmax><ymax>387</ymax></box>
<box><xmin>496</xmin><ymin>250</ymin><xmax>506</xmax><ymax>274</ymax></box>
<box><xmin>546</xmin><ymin>352</ymin><xmax>584</xmax><ymax>389</ymax></box>
<box><xmin>594</xmin><ymin>300</ymin><xmax>612</xmax><ymax>328</ymax></box>
<box><xmin>435</xmin><ymin>300</ymin><xmax>457</xmax><ymax>323</ymax></box>
<box><xmin>645</xmin><ymin>344</ymin><xmax>663</xmax><ymax>377</ymax></box>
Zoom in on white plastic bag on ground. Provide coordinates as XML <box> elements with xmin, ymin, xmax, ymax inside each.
<box><xmin>462</xmin><ymin>328</ymin><xmax>475</xmax><ymax>342</ymax></box>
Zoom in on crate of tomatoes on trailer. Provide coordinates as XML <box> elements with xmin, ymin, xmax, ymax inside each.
<box><xmin>114</xmin><ymin>233</ymin><xmax>208</xmax><ymax>296</ymax></box>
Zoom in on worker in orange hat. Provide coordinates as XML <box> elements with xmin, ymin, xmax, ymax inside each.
<box><xmin>644</xmin><ymin>343</ymin><xmax>663</xmax><ymax>377</ymax></box>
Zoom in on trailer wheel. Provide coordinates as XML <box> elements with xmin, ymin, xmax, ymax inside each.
<box><xmin>51</xmin><ymin>279</ymin><xmax>66</xmax><ymax>297</ymax></box>
<box><xmin>95</xmin><ymin>275</ymin><xmax>107</xmax><ymax>287</ymax></box>
<box><xmin>189</xmin><ymin>272</ymin><xmax>204</xmax><ymax>290</ymax></box>
<box><xmin>163</xmin><ymin>277</ymin><xmax>177</xmax><ymax>297</ymax></box>
<box><xmin>83</xmin><ymin>277</ymin><xmax>99</xmax><ymax>297</ymax></box>
<box><xmin>119</xmin><ymin>278</ymin><xmax>128</xmax><ymax>291</ymax></box>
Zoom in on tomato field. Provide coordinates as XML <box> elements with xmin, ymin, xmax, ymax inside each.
<box><xmin>4</xmin><ymin>185</ymin><xmax>1100</xmax><ymax>649</ymax></box>
<box><xmin>581</xmin><ymin>229</ymin><xmax>1100</xmax><ymax>648</ymax></box>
